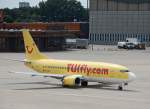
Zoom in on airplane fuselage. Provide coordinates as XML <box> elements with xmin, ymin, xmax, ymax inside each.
<box><xmin>25</xmin><ymin>59</ymin><xmax>133</xmax><ymax>84</ymax></box>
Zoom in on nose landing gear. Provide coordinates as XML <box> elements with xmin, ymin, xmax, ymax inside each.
<box><xmin>118</xmin><ymin>83</ymin><xmax>128</xmax><ymax>91</ymax></box>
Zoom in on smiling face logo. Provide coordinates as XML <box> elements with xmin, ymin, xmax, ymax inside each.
<box><xmin>26</xmin><ymin>44</ymin><xmax>34</xmax><ymax>54</ymax></box>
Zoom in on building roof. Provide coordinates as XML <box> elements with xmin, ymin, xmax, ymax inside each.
<box><xmin>0</xmin><ymin>30</ymin><xmax>79</xmax><ymax>38</ymax></box>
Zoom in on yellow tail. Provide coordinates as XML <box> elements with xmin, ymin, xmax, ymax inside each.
<box><xmin>22</xmin><ymin>29</ymin><xmax>47</xmax><ymax>60</ymax></box>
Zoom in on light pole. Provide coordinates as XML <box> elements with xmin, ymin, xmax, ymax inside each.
<box><xmin>91</xmin><ymin>16</ymin><xmax>94</xmax><ymax>51</ymax></box>
<box><xmin>87</xmin><ymin>0</ymin><xmax>89</xmax><ymax>9</ymax></box>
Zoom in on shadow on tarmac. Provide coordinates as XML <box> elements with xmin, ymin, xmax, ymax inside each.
<box><xmin>8</xmin><ymin>81</ymin><xmax>139</xmax><ymax>92</ymax></box>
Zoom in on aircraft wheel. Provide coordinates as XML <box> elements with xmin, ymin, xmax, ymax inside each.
<box><xmin>118</xmin><ymin>86</ymin><xmax>123</xmax><ymax>91</ymax></box>
<box><xmin>81</xmin><ymin>81</ymin><xmax>88</xmax><ymax>87</ymax></box>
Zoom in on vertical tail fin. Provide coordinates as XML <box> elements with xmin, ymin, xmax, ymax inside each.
<box><xmin>22</xmin><ymin>29</ymin><xmax>47</xmax><ymax>60</ymax></box>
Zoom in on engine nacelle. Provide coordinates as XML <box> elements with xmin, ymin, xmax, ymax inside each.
<box><xmin>62</xmin><ymin>75</ymin><xmax>83</xmax><ymax>87</ymax></box>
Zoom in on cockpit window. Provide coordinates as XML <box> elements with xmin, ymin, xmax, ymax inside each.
<box><xmin>120</xmin><ymin>70</ymin><xmax>130</xmax><ymax>73</ymax></box>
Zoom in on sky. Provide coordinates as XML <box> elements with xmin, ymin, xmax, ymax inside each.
<box><xmin>0</xmin><ymin>0</ymin><xmax>88</xmax><ymax>9</ymax></box>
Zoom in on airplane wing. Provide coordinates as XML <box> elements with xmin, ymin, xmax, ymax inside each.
<box><xmin>3</xmin><ymin>58</ymin><xmax>26</xmax><ymax>62</ymax></box>
<box><xmin>9</xmin><ymin>71</ymin><xmax>65</xmax><ymax>79</ymax></box>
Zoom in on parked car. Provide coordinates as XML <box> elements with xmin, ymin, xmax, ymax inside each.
<box><xmin>124</xmin><ymin>42</ymin><xmax>135</xmax><ymax>49</ymax></box>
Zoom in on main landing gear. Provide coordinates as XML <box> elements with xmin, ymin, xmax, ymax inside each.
<box><xmin>81</xmin><ymin>81</ymin><xmax>88</xmax><ymax>87</ymax></box>
<box><xmin>118</xmin><ymin>85</ymin><xmax>123</xmax><ymax>91</ymax></box>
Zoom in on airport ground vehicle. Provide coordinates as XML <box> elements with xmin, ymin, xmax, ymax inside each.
<box><xmin>134</xmin><ymin>43</ymin><xmax>146</xmax><ymax>50</ymax></box>
<box><xmin>118</xmin><ymin>38</ymin><xmax>146</xmax><ymax>49</ymax></box>
<box><xmin>76</xmin><ymin>39</ymin><xmax>89</xmax><ymax>49</ymax></box>
<box><xmin>125</xmin><ymin>42</ymin><xmax>135</xmax><ymax>49</ymax></box>
<box><xmin>10</xmin><ymin>29</ymin><xmax>136</xmax><ymax>91</ymax></box>
<box><xmin>117</xmin><ymin>42</ymin><xmax>127</xmax><ymax>49</ymax></box>
<box><xmin>118</xmin><ymin>42</ymin><xmax>135</xmax><ymax>49</ymax></box>
<box><xmin>66</xmin><ymin>38</ymin><xmax>89</xmax><ymax>49</ymax></box>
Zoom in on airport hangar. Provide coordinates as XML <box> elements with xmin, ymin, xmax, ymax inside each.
<box><xmin>0</xmin><ymin>22</ymin><xmax>88</xmax><ymax>52</ymax></box>
<box><xmin>89</xmin><ymin>0</ymin><xmax>150</xmax><ymax>45</ymax></box>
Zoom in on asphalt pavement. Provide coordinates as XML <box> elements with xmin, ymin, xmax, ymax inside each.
<box><xmin>0</xmin><ymin>45</ymin><xmax>150</xmax><ymax>109</ymax></box>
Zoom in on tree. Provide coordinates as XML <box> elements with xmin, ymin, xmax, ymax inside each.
<box><xmin>3</xmin><ymin>8</ymin><xmax>14</xmax><ymax>23</ymax></box>
<box><xmin>39</xmin><ymin>0</ymin><xmax>88</xmax><ymax>22</ymax></box>
<box><xmin>2</xmin><ymin>0</ymin><xmax>88</xmax><ymax>22</ymax></box>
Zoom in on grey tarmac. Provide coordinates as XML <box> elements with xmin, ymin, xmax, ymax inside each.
<box><xmin>0</xmin><ymin>45</ymin><xmax>150</xmax><ymax>109</ymax></box>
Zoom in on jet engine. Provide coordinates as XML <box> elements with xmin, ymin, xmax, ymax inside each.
<box><xmin>62</xmin><ymin>75</ymin><xmax>83</xmax><ymax>87</ymax></box>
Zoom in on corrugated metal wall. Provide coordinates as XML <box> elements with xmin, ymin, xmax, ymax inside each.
<box><xmin>89</xmin><ymin>0</ymin><xmax>150</xmax><ymax>44</ymax></box>
<box><xmin>90</xmin><ymin>0</ymin><xmax>150</xmax><ymax>11</ymax></box>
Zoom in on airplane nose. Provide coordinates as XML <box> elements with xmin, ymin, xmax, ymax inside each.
<box><xmin>128</xmin><ymin>72</ymin><xmax>136</xmax><ymax>82</ymax></box>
